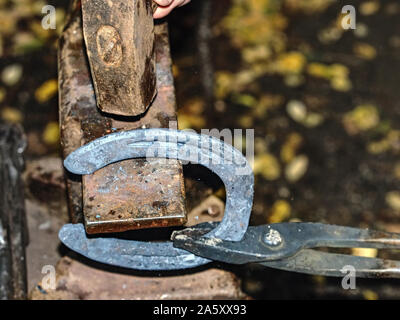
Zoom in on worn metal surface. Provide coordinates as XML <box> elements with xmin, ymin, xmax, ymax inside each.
<box><xmin>24</xmin><ymin>157</ymin><xmax>66</xmax><ymax>207</ymax></box>
<box><xmin>83</xmin><ymin>159</ymin><xmax>186</xmax><ymax>233</ymax></box>
<box><xmin>81</xmin><ymin>0</ymin><xmax>157</xmax><ymax>116</ymax></box>
<box><xmin>173</xmin><ymin>222</ymin><xmax>400</xmax><ymax>278</ymax></box>
<box><xmin>0</xmin><ymin>125</ymin><xmax>28</xmax><ymax>300</ymax></box>
<box><xmin>59</xmin><ymin>1</ymin><xmax>100</xmax><ymax>224</ymax></box>
<box><xmin>58</xmin><ymin>2</ymin><xmax>186</xmax><ymax>233</ymax></box>
<box><xmin>60</xmin><ymin>129</ymin><xmax>254</xmax><ymax>270</ymax></box>
<box><xmin>30</xmin><ymin>257</ymin><xmax>246</xmax><ymax>300</ymax></box>
<box><xmin>0</xmin><ymin>218</ymin><xmax>11</xmax><ymax>300</ymax></box>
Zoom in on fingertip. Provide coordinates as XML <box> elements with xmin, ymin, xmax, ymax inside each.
<box><xmin>154</xmin><ymin>0</ymin><xmax>173</xmax><ymax>6</ymax></box>
<box><xmin>153</xmin><ymin>9</ymin><xmax>164</xmax><ymax>19</ymax></box>
<box><xmin>153</xmin><ymin>7</ymin><xmax>173</xmax><ymax>19</ymax></box>
<box><xmin>153</xmin><ymin>0</ymin><xmax>190</xmax><ymax>19</ymax></box>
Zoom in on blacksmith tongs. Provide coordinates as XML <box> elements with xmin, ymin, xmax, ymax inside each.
<box><xmin>172</xmin><ymin>221</ymin><xmax>400</xmax><ymax>278</ymax></box>
<box><xmin>60</xmin><ymin>128</ymin><xmax>400</xmax><ymax>277</ymax></box>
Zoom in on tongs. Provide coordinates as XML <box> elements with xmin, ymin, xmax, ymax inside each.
<box><xmin>172</xmin><ymin>222</ymin><xmax>400</xmax><ymax>278</ymax></box>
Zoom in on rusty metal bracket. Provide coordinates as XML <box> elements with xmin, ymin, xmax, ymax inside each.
<box><xmin>59</xmin><ymin>129</ymin><xmax>254</xmax><ymax>270</ymax></box>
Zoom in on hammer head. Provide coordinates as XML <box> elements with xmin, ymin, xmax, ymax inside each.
<box><xmin>82</xmin><ymin>0</ymin><xmax>157</xmax><ymax>116</ymax></box>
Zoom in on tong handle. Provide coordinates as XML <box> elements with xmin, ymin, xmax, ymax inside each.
<box><xmin>173</xmin><ymin>222</ymin><xmax>400</xmax><ymax>278</ymax></box>
<box><xmin>262</xmin><ymin>249</ymin><xmax>400</xmax><ymax>278</ymax></box>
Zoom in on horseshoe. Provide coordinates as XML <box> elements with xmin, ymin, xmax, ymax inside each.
<box><xmin>59</xmin><ymin>129</ymin><xmax>254</xmax><ymax>270</ymax></box>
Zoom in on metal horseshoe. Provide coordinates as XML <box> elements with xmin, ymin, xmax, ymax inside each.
<box><xmin>59</xmin><ymin>129</ymin><xmax>254</xmax><ymax>270</ymax></box>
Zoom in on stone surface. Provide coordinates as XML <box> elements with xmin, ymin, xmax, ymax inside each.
<box><xmin>30</xmin><ymin>256</ymin><xmax>246</xmax><ymax>300</ymax></box>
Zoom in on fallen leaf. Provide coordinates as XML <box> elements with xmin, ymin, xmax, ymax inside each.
<box><xmin>285</xmin><ymin>154</ymin><xmax>309</xmax><ymax>182</ymax></box>
<box><xmin>0</xmin><ymin>87</ymin><xmax>5</xmax><ymax>103</ymax></box>
<box><xmin>354</xmin><ymin>23</ymin><xmax>369</xmax><ymax>38</ymax></box>
<box><xmin>238</xmin><ymin>115</ymin><xmax>253</xmax><ymax>128</ymax></box>
<box><xmin>232</xmin><ymin>93</ymin><xmax>257</xmax><ymax>108</ymax></box>
<box><xmin>330</xmin><ymin>76</ymin><xmax>352</xmax><ymax>92</ymax></box>
<box><xmin>286</xmin><ymin>100</ymin><xmax>307</xmax><ymax>122</ymax></box>
<box><xmin>360</xmin><ymin>1</ymin><xmax>380</xmax><ymax>16</ymax></box>
<box><xmin>343</xmin><ymin>104</ymin><xmax>380</xmax><ymax>135</ymax></box>
<box><xmin>1</xmin><ymin>107</ymin><xmax>23</xmax><ymax>123</ymax></box>
<box><xmin>35</xmin><ymin>79</ymin><xmax>58</xmax><ymax>103</ymax></box>
<box><xmin>1</xmin><ymin>64</ymin><xmax>23</xmax><ymax>86</ymax></box>
<box><xmin>268</xmin><ymin>200</ymin><xmax>291</xmax><ymax>223</ymax></box>
<box><xmin>362</xmin><ymin>290</ymin><xmax>378</xmax><ymax>300</ymax></box>
<box><xmin>281</xmin><ymin>132</ymin><xmax>303</xmax><ymax>163</ymax></box>
<box><xmin>394</xmin><ymin>163</ymin><xmax>400</xmax><ymax>180</ymax></box>
<box><xmin>177</xmin><ymin>113</ymin><xmax>205</xmax><ymax>130</ymax></box>
<box><xmin>253</xmin><ymin>153</ymin><xmax>281</xmax><ymax>181</ymax></box>
<box><xmin>307</xmin><ymin>62</ymin><xmax>332</xmax><ymax>79</ymax></box>
<box><xmin>367</xmin><ymin>130</ymin><xmax>400</xmax><ymax>154</ymax></box>
<box><xmin>354</xmin><ymin>43</ymin><xmax>377</xmax><ymax>60</ymax></box>
<box><xmin>386</xmin><ymin>191</ymin><xmax>400</xmax><ymax>211</ymax></box>
<box><xmin>303</xmin><ymin>112</ymin><xmax>324</xmax><ymax>127</ymax></box>
<box><xmin>276</xmin><ymin>51</ymin><xmax>306</xmax><ymax>75</ymax></box>
<box><xmin>42</xmin><ymin>121</ymin><xmax>60</xmax><ymax>145</ymax></box>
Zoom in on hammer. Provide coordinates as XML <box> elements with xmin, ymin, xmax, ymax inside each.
<box><xmin>81</xmin><ymin>0</ymin><xmax>158</xmax><ymax>116</ymax></box>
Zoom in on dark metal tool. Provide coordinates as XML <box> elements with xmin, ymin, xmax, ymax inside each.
<box><xmin>172</xmin><ymin>222</ymin><xmax>400</xmax><ymax>278</ymax></box>
<box><xmin>60</xmin><ymin>128</ymin><xmax>400</xmax><ymax>276</ymax></box>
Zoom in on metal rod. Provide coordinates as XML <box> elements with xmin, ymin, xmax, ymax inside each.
<box><xmin>0</xmin><ymin>124</ymin><xmax>28</xmax><ymax>300</ymax></box>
